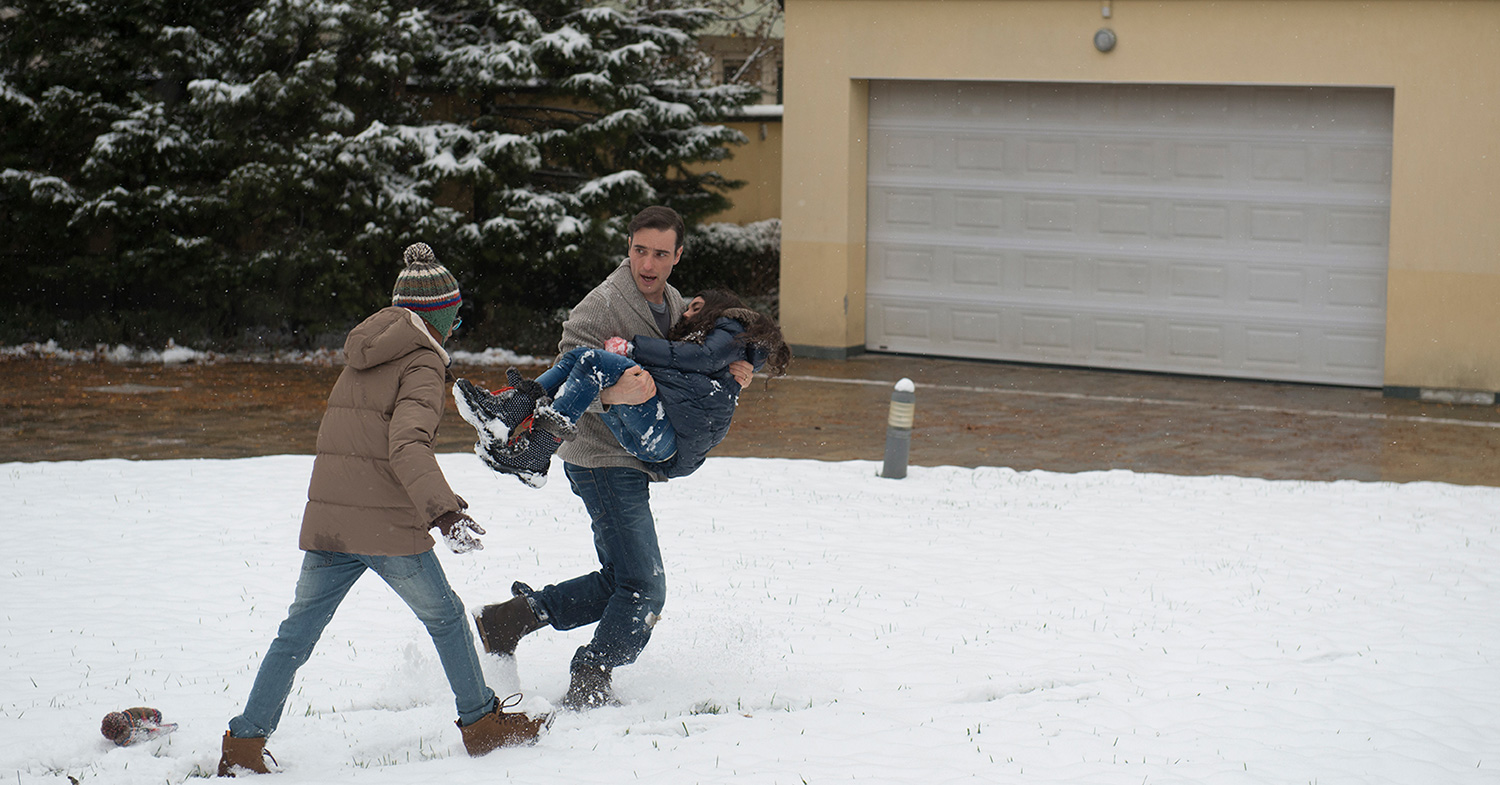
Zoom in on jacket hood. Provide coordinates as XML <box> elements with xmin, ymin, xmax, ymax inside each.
<box><xmin>344</xmin><ymin>307</ymin><xmax>450</xmax><ymax>371</ymax></box>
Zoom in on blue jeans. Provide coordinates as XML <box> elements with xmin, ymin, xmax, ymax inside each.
<box><xmin>228</xmin><ymin>550</ymin><xmax>495</xmax><ymax>738</ymax></box>
<box><xmin>525</xmin><ymin>464</ymin><xmax>666</xmax><ymax>670</ymax></box>
<box><xmin>537</xmin><ymin>348</ymin><xmax>677</xmax><ymax>463</ymax></box>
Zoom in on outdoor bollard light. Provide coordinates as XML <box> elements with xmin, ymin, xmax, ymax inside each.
<box><xmin>880</xmin><ymin>378</ymin><xmax>916</xmax><ymax>479</ymax></box>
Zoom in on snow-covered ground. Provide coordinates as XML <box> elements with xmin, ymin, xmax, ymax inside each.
<box><xmin>2</xmin><ymin>455</ymin><xmax>1496</xmax><ymax>784</ymax></box>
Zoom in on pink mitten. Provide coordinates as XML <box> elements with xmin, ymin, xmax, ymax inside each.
<box><xmin>604</xmin><ymin>336</ymin><xmax>632</xmax><ymax>356</ymax></box>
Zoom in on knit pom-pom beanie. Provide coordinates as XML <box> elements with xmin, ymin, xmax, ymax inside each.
<box><xmin>391</xmin><ymin>242</ymin><xmax>461</xmax><ymax>336</ymax></box>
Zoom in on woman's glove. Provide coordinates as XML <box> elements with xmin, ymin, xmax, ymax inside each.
<box><xmin>432</xmin><ymin>510</ymin><xmax>485</xmax><ymax>553</ymax></box>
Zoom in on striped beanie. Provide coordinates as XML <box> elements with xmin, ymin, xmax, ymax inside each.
<box><xmin>392</xmin><ymin>243</ymin><xmax>461</xmax><ymax>337</ymax></box>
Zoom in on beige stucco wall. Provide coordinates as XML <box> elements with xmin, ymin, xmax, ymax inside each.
<box><xmin>696</xmin><ymin>117</ymin><xmax>784</xmax><ymax>225</ymax></box>
<box><xmin>781</xmin><ymin>0</ymin><xmax>1500</xmax><ymax>391</ymax></box>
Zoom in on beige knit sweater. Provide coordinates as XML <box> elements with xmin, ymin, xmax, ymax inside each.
<box><xmin>554</xmin><ymin>259</ymin><xmax>686</xmax><ymax>477</ymax></box>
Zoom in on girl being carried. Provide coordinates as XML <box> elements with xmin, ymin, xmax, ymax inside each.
<box><xmin>455</xmin><ymin>289</ymin><xmax>791</xmax><ymax>487</ymax></box>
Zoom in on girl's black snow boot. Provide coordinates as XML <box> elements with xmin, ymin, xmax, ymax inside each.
<box><xmin>454</xmin><ymin>370</ymin><xmax>546</xmax><ymax>448</ymax></box>
<box><xmin>477</xmin><ymin>425</ymin><xmax>564</xmax><ymax>488</ymax></box>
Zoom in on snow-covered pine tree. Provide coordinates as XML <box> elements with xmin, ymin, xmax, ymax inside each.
<box><xmin>420</xmin><ymin>0</ymin><xmax>759</xmax><ymax>345</ymax></box>
<box><xmin>0</xmin><ymin>0</ymin><xmax>756</xmax><ymax>348</ymax></box>
<box><xmin>0</xmin><ymin>2</ymin><xmax>259</xmax><ymax>343</ymax></box>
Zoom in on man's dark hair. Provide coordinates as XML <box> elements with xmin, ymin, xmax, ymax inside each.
<box><xmin>627</xmin><ymin>206</ymin><xmax>686</xmax><ymax>250</ymax></box>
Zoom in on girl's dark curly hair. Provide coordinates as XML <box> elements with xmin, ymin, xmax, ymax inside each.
<box><xmin>669</xmin><ymin>288</ymin><xmax>792</xmax><ymax>376</ymax></box>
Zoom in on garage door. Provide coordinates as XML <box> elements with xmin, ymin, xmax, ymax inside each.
<box><xmin>866</xmin><ymin>81</ymin><xmax>1393</xmax><ymax>386</ymax></box>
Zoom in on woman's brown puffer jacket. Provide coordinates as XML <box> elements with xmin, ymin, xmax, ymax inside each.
<box><xmin>299</xmin><ymin>307</ymin><xmax>462</xmax><ymax>556</ymax></box>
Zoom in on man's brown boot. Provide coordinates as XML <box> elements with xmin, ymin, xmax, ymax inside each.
<box><xmin>216</xmin><ymin>731</ymin><xmax>274</xmax><ymax>776</ymax></box>
<box><xmin>457</xmin><ymin>694</ymin><xmax>549</xmax><ymax>756</ymax></box>
<box><xmin>559</xmin><ymin>656</ymin><xmax>619</xmax><ymax>711</ymax></box>
<box><xmin>473</xmin><ymin>588</ymin><xmax>546</xmax><ymax>656</ymax></box>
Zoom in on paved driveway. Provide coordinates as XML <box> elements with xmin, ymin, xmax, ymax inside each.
<box><xmin>3</xmin><ymin>354</ymin><xmax>1497</xmax><ymax>486</ymax></box>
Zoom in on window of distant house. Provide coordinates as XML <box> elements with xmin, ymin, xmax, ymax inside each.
<box><xmin>723</xmin><ymin>59</ymin><xmax>746</xmax><ymax>85</ymax></box>
<box><xmin>724</xmin><ymin>57</ymin><xmax>775</xmax><ymax>103</ymax></box>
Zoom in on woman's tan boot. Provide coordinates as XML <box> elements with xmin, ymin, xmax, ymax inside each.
<box><xmin>216</xmin><ymin>731</ymin><xmax>273</xmax><ymax>776</ymax></box>
<box><xmin>457</xmin><ymin>694</ymin><xmax>549</xmax><ymax>756</ymax></box>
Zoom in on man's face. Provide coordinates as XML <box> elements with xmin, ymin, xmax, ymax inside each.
<box><xmin>628</xmin><ymin>227</ymin><xmax>683</xmax><ymax>304</ymax></box>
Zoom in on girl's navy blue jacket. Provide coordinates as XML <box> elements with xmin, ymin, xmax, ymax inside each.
<box><xmin>629</xmin><ymin>309</ymin><xmax>768</xmax><ymax>478</ymax></box>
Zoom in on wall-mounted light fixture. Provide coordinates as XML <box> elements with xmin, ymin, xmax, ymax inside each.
<box><xmin>1096</xmin><ymin>0</ymin><xmax>1116</xmax><ymax>52</ymax></box>
<box><xmin>1095</xmin><ymin>28</ymin><xmax>1117</xmax><ymax>52</ymax></box>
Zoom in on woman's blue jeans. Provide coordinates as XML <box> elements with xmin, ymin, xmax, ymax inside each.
<box><xmin>228</xmin><ymin>550</ymin><xmax>495</xmax><ymax>738</ymax></box>
<box><xmin>537</xmin><ymin>347</ymin><xmax>676</xmax><ymax>462</ymax></box>
<box><xmin>526</xmin><ymin>464</ymin><xmax>666</xmax><ymax>670</ymax></box>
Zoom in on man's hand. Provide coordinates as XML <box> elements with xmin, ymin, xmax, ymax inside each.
<box><xmin>432</xmin><ymin>510</ymin><xmax>485</xmax><ymax>553</ymax></box>
<box><xmin>599</xmin><ymin>365</ymin><xmax>656</xmax><ymax>405</ymax></box>
<box><xmin>729</xmin><ymin>360</ymin><xmax>753</xmax><ymax>388</ymax></box>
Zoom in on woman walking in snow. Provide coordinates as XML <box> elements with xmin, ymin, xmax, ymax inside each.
<box><xmin>216</xmin><ymin>244</ymin><xmax>545</xmax><ymax>776</ymax></box>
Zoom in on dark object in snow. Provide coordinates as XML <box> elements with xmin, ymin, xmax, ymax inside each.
<box><xmin>100</xmin><ymin>707</ymin><xmax>178</xmax><ymax>746</ymax></box>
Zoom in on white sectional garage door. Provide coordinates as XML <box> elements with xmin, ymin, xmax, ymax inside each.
<box><xmin>866</xmin><ymin>81</ymin><xmax>1393</xmax><ymax>386</ymax></box>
